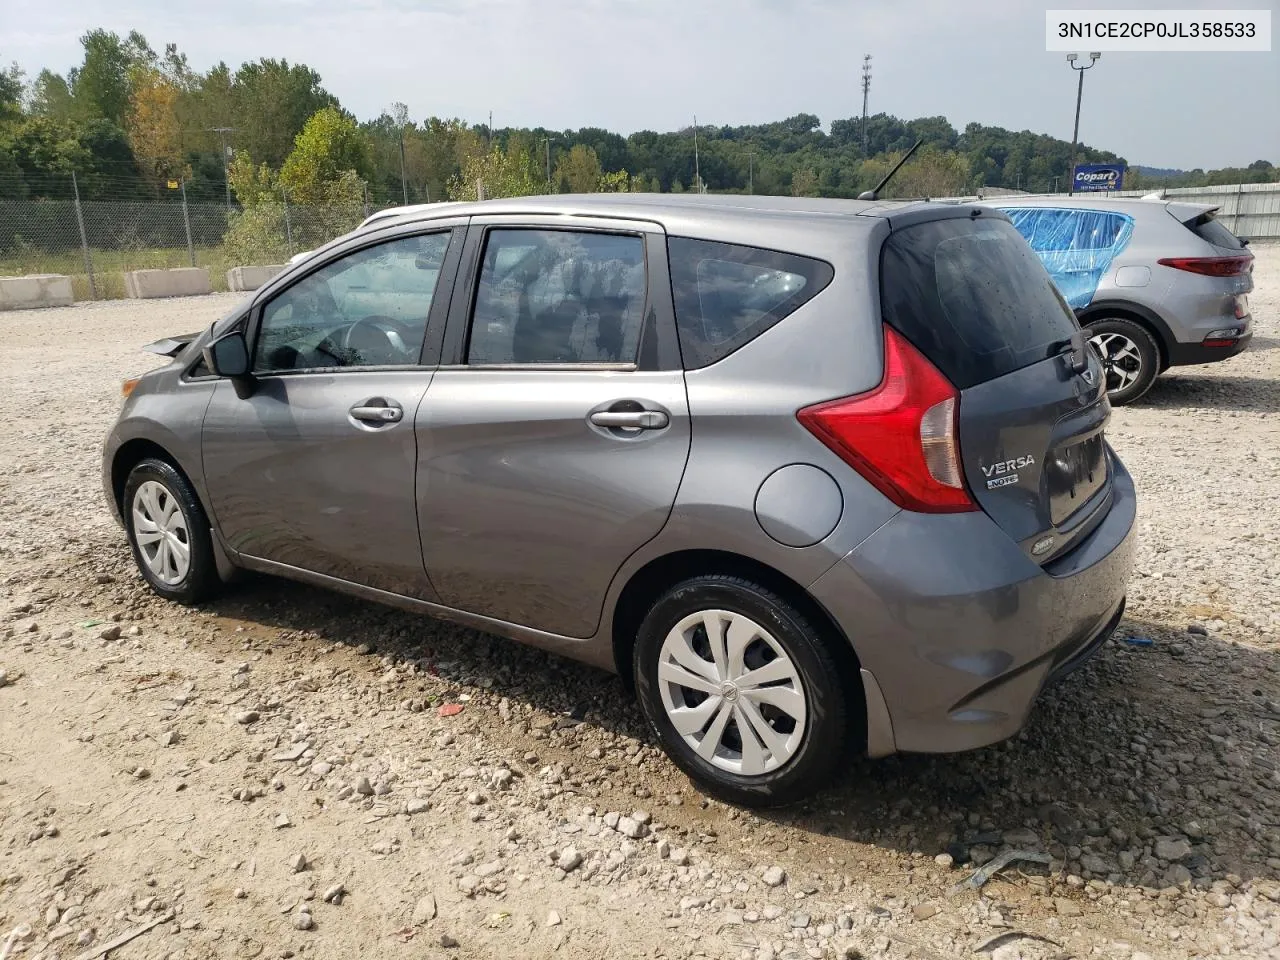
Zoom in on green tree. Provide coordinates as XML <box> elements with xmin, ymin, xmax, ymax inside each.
<box><xmin>555</xmin><ymin>143</ymin><xmax>602</xmax><ymax>192</ymax></box>
<box><xmin>231</xmin><ymin>59</ymin><xmax>338</xmax><ymax>169</ymax></box>
<box><xmin>0</xmin><ymin>61</ymin><xmax>23</xmax><ymax>124</ymax></box>
<box><xmin>29</xmin><ymin>69</ymin><xmax>75</xmax><ymax>121</ymax></box>
<box><xmin>279</xmin><ymin>106</ymin><xmax>371</xmax><ymax>204</ymax></box>
<box><xmin>70</xmin><ymin>29</ymin><xmax>154</xmax><ymax>126</ymax></box>
<box><xmin>791</xmin><ymin>167</ymin><xmax>819</xmax><ymax>197</ymax></box>
<box><xmin>448</xmin><ymin>143</ymin><xmax>541</xmax><ymax>200</ymax></box>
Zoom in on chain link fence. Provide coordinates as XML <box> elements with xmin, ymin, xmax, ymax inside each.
<box><xmin>1</xmin><ymin>185</ymin><xmax>373</xmax><ymax>300</ymax></box>
<box><xmin>5</xmin><ymin>178</ymin><xmax>1277</xmax><ymax>303</ymax></box>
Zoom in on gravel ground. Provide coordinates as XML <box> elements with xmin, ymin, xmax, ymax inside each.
<box><xmin>2</xmin><ymin>246</ymin><xmax>1279</xmax><ymax>960</ymax></box>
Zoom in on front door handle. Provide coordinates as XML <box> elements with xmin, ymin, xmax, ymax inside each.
<box><xmin>589</xmin><ymin>409</ymin><xmax>669</xmax><ymax>430</ymax></box>
<box><xmin>349</xmin><ymin>401</ymin><xmax>403</xmax><ymax>424</ymax></box>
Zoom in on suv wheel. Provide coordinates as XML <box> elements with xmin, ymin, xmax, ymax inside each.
<box><xmin>633</xmin><ymin>575</ymin><xmax>849</xmax><ymax>807</ymax></box>
<box><xmin>1085</xmin><ymin>318</ymin><xmax>1160</xmax><ymax>405</ymax></box>
<box><xmin>123</xmin><ymin>458</ymin><xmax>220</xmax><ymax>605</ymax></box>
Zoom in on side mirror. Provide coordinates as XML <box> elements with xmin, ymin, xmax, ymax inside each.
<box><xmin>204</xmin><ymin>331</ymin><xmax>249</xmax><ymax>376</ymax></box>
<box><xmin>203</xmin><ymin>332</ymin><xmax>255</xmax><ymax>398</ymax></box>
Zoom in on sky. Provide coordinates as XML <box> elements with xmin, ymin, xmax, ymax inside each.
<box><xmin>3</xmin><ymin>0</ymin><xmax>1277</xmax><ymax>170</ymax></box>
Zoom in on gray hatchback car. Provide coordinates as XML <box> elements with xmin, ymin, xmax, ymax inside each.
<box><xmin>982</xmin><ymin>196</ymin><xmax>1255</xmax><ymax>404</ymax></box>
<box><xmin>104</xmin><ymin>195</ymin><xmax>1136</xmax><ymax>806</ymax></box>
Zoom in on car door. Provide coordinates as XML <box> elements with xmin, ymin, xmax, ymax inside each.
<box><xmin>202</xmin><ymin>221</ymin><xmax>465</xmax><ymax>599</ymax></box>
<box><xmin>416</xmin><ymin>216</ymin><xmax>690</xmax><ymax>638</ymax></box>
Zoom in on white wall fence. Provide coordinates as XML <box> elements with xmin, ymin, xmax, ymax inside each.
<box><xmin>941</xmin><ymin>182</ymin><xmax>1280</xmax><ymax>240</ymax></box>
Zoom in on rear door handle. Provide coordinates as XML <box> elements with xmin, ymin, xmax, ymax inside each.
<box><xmin>589</xmin><ymin>410</ymin><xmax>669</xmax><ymax>430</ymax></box>
<box><xmin>349</xmin><ymin>402</ymin><xmax>403</xmax><ymax>424</ymax></box>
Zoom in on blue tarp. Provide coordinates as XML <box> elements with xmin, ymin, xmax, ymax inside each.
<box><xmin>1000</xmin><ymin>207</ymin><xmax>1135</xmax><ymax>309</ymax></box>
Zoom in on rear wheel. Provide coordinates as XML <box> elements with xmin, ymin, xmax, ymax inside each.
<box><xmin>1085</xmin><ymin>317</ymin><xmax>1160</xmax><ymax>405</ymax></box>
<box><xmin>123</xmin><ymin>458</ymin><xmax>220</xmax><ymax>605</ymax></box>
<box><xmin>633</xmin><ymin>575</ymin><xmax>849</xmax><ymax>807</ymax></box>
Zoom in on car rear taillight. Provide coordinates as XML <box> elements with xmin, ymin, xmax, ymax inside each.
<box><xmin>1157</xmin><ymin>255</ymin><xmax>1253</xmax><ymax>277</ymax></box>
<box><xmin>797</xmin><ymin>326</ymin><xmax>976</xmax><ymax>513</ymax></box>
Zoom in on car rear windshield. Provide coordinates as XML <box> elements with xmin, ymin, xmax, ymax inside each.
<box><xmin>879</xmin><ymin>216</ymin><xmax>1080</xmax><ymax>389</ymax></box>
<box><xmin>1185</xmin><ymin>212</ymin><xmax>1245</xmax><ymax>250</ymax></box>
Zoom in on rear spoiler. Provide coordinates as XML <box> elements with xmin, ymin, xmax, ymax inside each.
<box><xmin>1165</xmin><ymin>201</ymin><xmax>1220</xmax><ymax>225</ymax></box>
<box><xmin>142</xmin><ymin>333</ymin><xmax>198</xmax><ymax>358</ymax></box>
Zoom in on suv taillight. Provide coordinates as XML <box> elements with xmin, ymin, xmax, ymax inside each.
<box><xmin>1157</xmin><ymin>255</ymin><xmax>1253</xmax><ymax>277</ymax></box>
<box><xmin>797</xmin><ymin>326</ymin><xmax>976</xmax><ymax>513</ymax></box>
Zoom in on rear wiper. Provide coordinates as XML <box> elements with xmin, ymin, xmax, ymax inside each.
<box><xmin>1053</xmin><ymin>333</ymin><xmax>1089</xmax><ymax>373</ymax></box>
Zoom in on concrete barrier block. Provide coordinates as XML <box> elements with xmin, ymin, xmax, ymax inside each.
<box><xmin>226</xmin><ymin>264</ymin><xmax>288</xmax><ymax>292</ymax></box>
<box><xmin>0</xmin><ymin>274</ymin><xmax>75</xmax><ymax>310</ymax></box>
<box><xmin>123</xmin><ymin>267</ymin><xmax>211</xmax><ymax>299</ymax></box>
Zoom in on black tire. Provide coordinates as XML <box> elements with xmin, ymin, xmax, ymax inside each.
<box><xmin>122</xmin><ymin>458</ymin><xmax>220</xmax><ymax>605</ymax></box>
<box><xmin>1084</xmin><ymin>317</ymin><xmax>1160</xmax><ymax>405</ymax></box>
<box><xmin>633</xmin><ymin>575</ymin><xmax>850</xmax><ymax>807</ymax></box>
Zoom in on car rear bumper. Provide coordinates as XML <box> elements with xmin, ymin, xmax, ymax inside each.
<box><xmin>1167</xmin><ymin>325</ymin><xmax>1252</xmax><ymax>366</ymax></box>
<box><xmin>810</xmin><ymin>446</ymin><xmax>1136</xmax><ymax>755</ymax></box>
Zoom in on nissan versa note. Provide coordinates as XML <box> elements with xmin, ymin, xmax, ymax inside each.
<box><xmin>103</xmin><ymin>195</ymin><xmax>1136</xmax><ymax>806</ymax></box>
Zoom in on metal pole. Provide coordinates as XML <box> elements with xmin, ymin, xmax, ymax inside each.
<box><xmin>748</xmin><ymin>152</ymin><xmax>754</xmax><ymax>194</ymax></box>
<box><xmin>72</xmin><ymin>171</ymin><xmax>96</xmax><ymax>300</ymax></box>
<box><xmin>861</xmin><ymin>54</ymin><xmax>872</xmax><ymax>156</ymax></box>
<box><xmin>399</xmin><ymin>126</ymin><xmax>409</xmax><ymax>205</ymax></box>
<box><xmin>1067</xmin><ymin>66</ymin><xmax>1084</xmax><ymax>196</ymax></box>
<box><xmin>544</xmin><ymin>137</ymin><xmax>552</xmax><ymax>188</ymax></box>
<box><xmin>180</xmin><ymin>178</ymin><xmax>195</xmax><ymax>267</ymax></box>
<box><xmin>209</xmin><ymin>127</ymin><xmax>235</xmax><ymax>209</ymax></box>
<box><xmin>692</xmin><ymin>115</ymin><xmax>700</xmax><ymax>193</ymax></box>
<box><xmin>283</xmin><ymin>188</ymin><xmax>294</xmax><ymax>255</ymax></box>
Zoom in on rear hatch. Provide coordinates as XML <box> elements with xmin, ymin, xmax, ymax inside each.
<box><xmin>880</xmin><ymin>211</ymin><xmax>1112</xmax><ymax>562</ymax></box>
<box><xmin>1165</xmin><ymin>202</ymin><xmax>1254</xmax><ymax>286</ymax></box>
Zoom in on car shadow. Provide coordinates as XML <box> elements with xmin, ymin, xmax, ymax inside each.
<box><xmin>198</xmin><ymin>580</ymin><xmax>1278</xmax><ymax>889</ymax></box>
<box><xmin>764</xmin><ymin>614</ymin><xmax>1280</xmax><ymax>891</ymax></box>
<box><xmin>1139</xmin><ymin>371</ymin><xmax>1280</xmax><ymax>413</ymax></box>
<box><xmin>1247</xmin><ymin>334</ymin><xmax>1280</xmax><ymax>353</ymax></box>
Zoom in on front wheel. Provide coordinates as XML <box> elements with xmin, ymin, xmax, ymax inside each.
<box><xmin>1086</xmin><ymin>318</ymin><xmax>1160</xmax><ymax>405</ymax></box>
<box><xmin>633</xmin><ymin>575</ymin><xmax>850</xmax><ymax>807</ymax></box>
<box><xmin>123</xmin><ymin>458</ymin><xmax>221</xmax><ymax>605</ymax></box>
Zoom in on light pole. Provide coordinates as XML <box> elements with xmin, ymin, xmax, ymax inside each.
<box><xmin>1065</xmin><ymin>52</ymin><xmax>1100</xmax><ymax>196</ymax></box>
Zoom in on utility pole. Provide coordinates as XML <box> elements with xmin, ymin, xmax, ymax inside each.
<box><xmin>1065</xmin><ymin>52</ymin><xmax>1101</xmax><ymax>196</ymax></box>
<box><xmin>541</xmin><ymin>136</ymin><xmax>558</xmax><ymax>190</ymax></box>
<box><xmin>748</xmin><ymin>151</ymin><xmax>754</xmax><ymax>194</ymax></box>
<box><xmin>208</xmin><ymin>127</ymin><xmax>236</xmax><ymax>208</ymax></box>
<box><xmin>488</xmin><ymin>111</ymin><xmax>493</xmax><ymax>150</ymax></box>
<box><xmin>692</xmin><ymin>115</ymin><xmax>700</xmax><ymax>193</ymax></box>
<box><xmin>861</xmin><ymin>55</ymin><xmax>872</xmax><ymax>155</ymax></box>
<box><xmin>392</xmin><ymin>103</ymin><xmax>410</xmax><ymax>205</ymax></box>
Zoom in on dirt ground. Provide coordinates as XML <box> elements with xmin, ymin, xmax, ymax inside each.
<box><xmin>2</xmin><ymin>245</ymin><xmax>1279</xmax><ymax>960</ymax></box>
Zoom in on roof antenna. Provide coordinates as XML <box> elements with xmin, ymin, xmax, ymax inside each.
<box><xmin>858</xmin><ymin>138</ymin><xmax>923</xmax><ymax>201</ymax></box>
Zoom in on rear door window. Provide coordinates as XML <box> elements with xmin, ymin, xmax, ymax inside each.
<box><xmin>466</xmin><ymin>228</ymin><xmax>647</xmax><ymax>365</ymax></box>
<box><xmin>1000</xmin><ymin>207</ymin><xmax>1134</xmax><ymax>309</ymax></box>
<box><xmin>880</xmin><ymin>216</ymin><xmax>1080</xmax><ymax>388</ymax></box>
<box><xmin>1187</xmin><ymin>213</ymin><xmax>1245</xmax><ymax>250</ymax></box>
<box><xmin>668</xmin><ymin>237</ymin><xmax>833</xmax><ymax>369</ymax></box>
